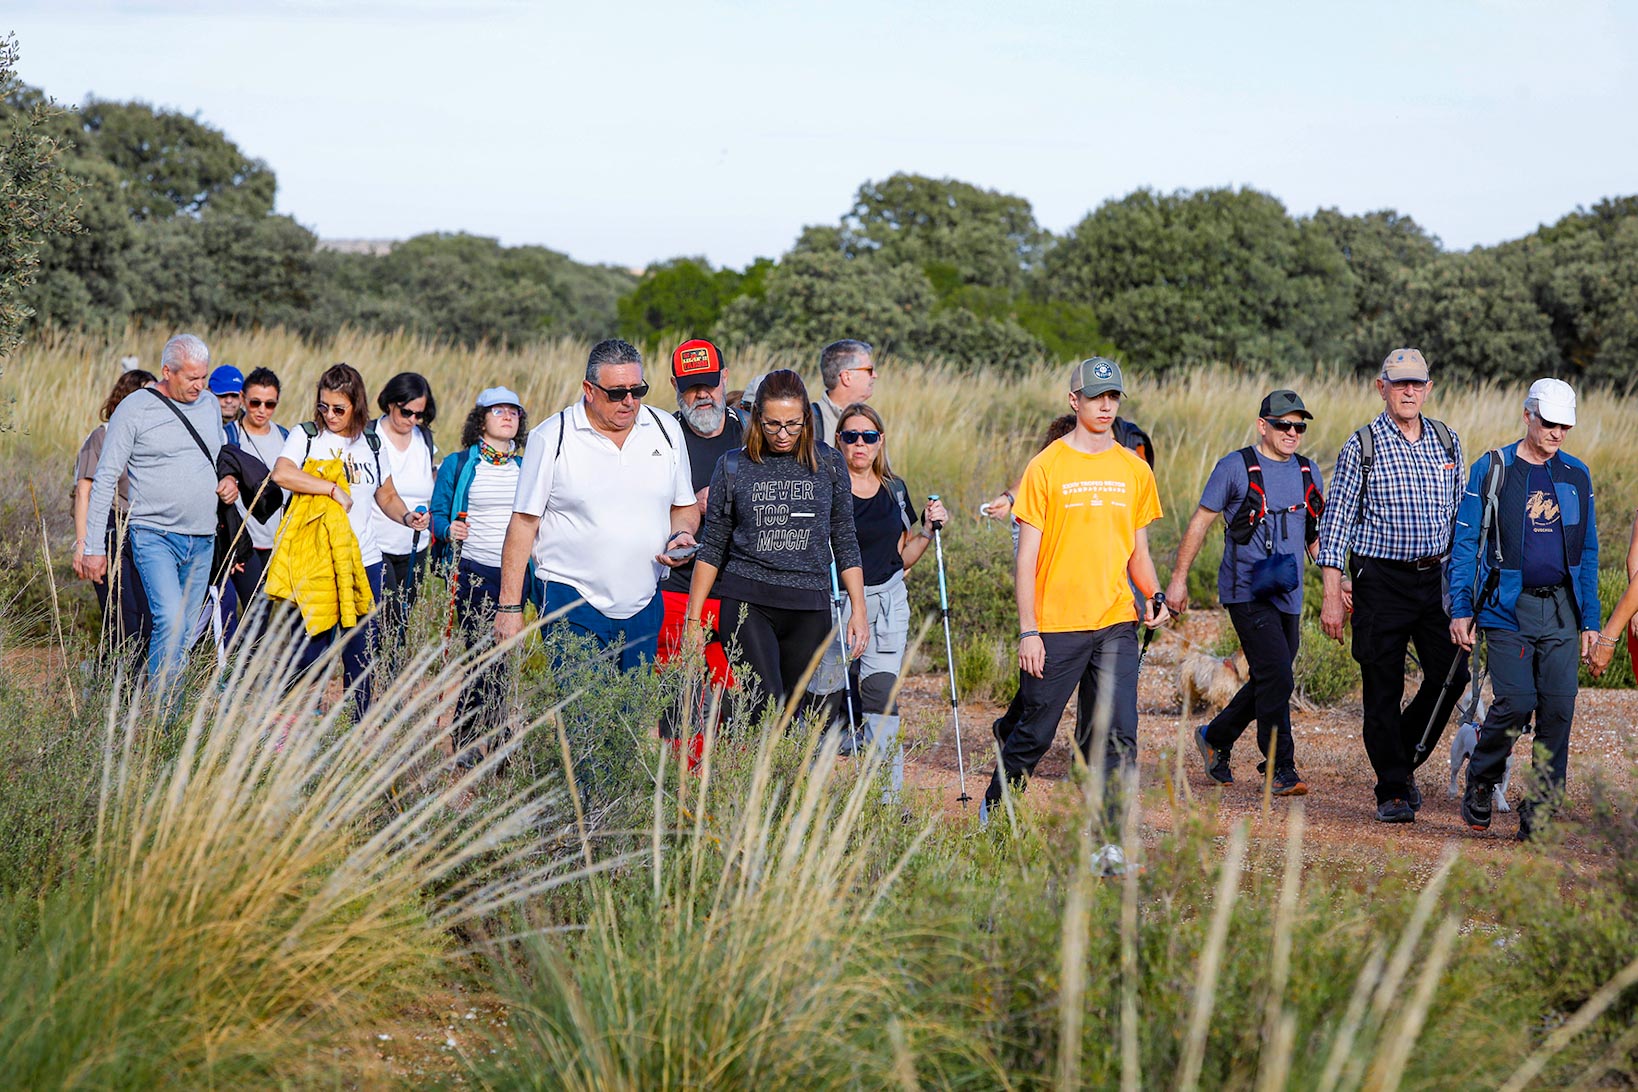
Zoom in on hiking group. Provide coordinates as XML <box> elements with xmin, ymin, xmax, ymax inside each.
<box><xmin>74</xmin><ymin>333</ymin><xmax>1623</xmax><ymax>842</ymax></box>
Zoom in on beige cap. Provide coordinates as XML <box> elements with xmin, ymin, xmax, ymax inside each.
<box><xmin>1381</xmin><ymin>348</ymin><xmax>1429</xmax><ymax>382</ymax></box>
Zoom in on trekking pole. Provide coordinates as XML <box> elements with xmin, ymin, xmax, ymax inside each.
<box><xmin>1412</xmin><ymin>646</ymin><xmax>1468</xmax><ymax>768</ymax></box>
<box><xmin>444</xmin><ymin>510</ymin><xmax>467</xmax><ymax>643</ymax></box>
<box><xmin>828</xmin><ymin>556</ymin><xmax>859</xmax><ymax>754</ymax></box>
<box><xmin>929</xmin><ymin>496</ymin><xmax>971</xmax><ymax>803</ymax></box>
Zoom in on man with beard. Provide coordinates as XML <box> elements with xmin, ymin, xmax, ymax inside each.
<box><xmin>1450</xmin><ymin>379</ymin><xmax>1599</xmax><ymax>840</ymax></box>
<box><xmin>656</xmin><ymin>339</ymin><xmax>743</xmax><ymax>745</ymax></box>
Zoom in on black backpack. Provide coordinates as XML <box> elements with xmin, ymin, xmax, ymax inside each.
<box><xmin>1225</xmin><ymin>447</ymin><xmax>1325</xmax><ymax>548</ymax></box>
<box><xmin>1113</xmin><ymin>417</ymin><xmax>1156</xmax><ymax>468</ymax></box>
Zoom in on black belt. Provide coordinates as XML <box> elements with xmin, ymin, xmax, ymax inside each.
<box><xmin>1363</xmin><ymin>554</ymin><xmax>1446</xmax><ymax>572</ymax></box>
<box><xmin>1523</xmin><ymin>584</ymin><xmax>1566</xmax><ymax>598</ymax></box>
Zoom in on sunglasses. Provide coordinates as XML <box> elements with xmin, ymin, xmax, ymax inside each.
<box><xmin>591</xmin><ymin>381</ymin><xmax>649</xmax><ymax>403</ymax></box>
<box><xmin>316</xmin><ymin>402</ymin><xmax>350</xmax><ymax>418</ymax></box>
<box><xmin>761</xmin><ymin>419</ymin><xmax>804</xmax><ymax>435</ymax></box>
<box><xmin>394</xmin><ymin>404</ymin><xmax>428</xmax><ymax>421</ymax></box>
<box><xmin>848</xmin><ymin>365</ymin><xmax>876</xmax><ymax>376</ymax></box>
<box><xmin>246</xmin><ymin>398</ymin><xmax>278</xmax><ymax>410</ymax></box>
<box><xmin>1264</xmin><ymin>418</ymin><xmax>1308</xmax><ymax>434</ymax></box>
<box><xmin>1536</xmin><ymin>415</ymin><xmax>1571</xmax><ymax>431</ymax></box>
<box><xmin>838</xmin><ymin>429</ymin><xmax>881</xmax><ymax>445</ymax></box>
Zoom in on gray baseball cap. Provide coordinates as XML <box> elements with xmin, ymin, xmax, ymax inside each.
<box><xmin>1259</xmin><ymin>389</ymin><xmax>1312</xmax><ymax>420</ymax></box>
<box><xmin>1070</xmin><ymin>357</ymin><xmax>1125</xmax><ymax>398</ymax></box>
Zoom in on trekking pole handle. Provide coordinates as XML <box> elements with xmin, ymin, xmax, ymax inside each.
<box><xmin>927</xmin><ymin>493</ymin><xmax>944</xmax><ymax>532</ymax></box>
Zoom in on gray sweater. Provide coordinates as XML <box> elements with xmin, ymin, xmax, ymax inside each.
<box><xmin>698</xmin><ymin>446</ymin><xmax>862</xmax><ymax>592</ymax></box>
<box><xmin>84</xmin><ymin>388</ymin><xmax>226</xmax><ymax>555</ymax></box>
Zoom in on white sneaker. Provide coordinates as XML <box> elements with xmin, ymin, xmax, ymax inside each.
<box><xmin>1091</xmin><ymin>843</ymin><xmax>1130</xmax><ymax>877</ymax></box>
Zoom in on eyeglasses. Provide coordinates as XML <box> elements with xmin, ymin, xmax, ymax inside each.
<box><xmin>488</xmin><ymin>405</ymin><xmax>520</xmax><ymax>417</ymax></box>
<box><xmin>317</xmin><ymin>402</ymin><xmax>350</xmax><ymax>418</ymax></box>
<box><xmin>1264</xmin><ymin>419</ymin><xmax>1308</xmax><ymax>434</ymax></box>
<box><xmin>591</xmin><ymin>381</ymin><xmax>649</xmax><ymax>403</ymax></box>
<box><xmin>838</xmin><ymin>429</ymin><xmax>881</xmax><ymax>445</ymax></box>
<box><xmin>394</xmin><ymin>404</ymin><xmax>428</xmax><ymax>421</ymax></box>
<box><xmin>247</xmin><ymin>398</ymin><xmax>278</xmax><ymax>410</ymax></box>
<box><xmin>761</xmin><ymin>419</ymin><xmax>805</xmax><ymax>436</ymax></box>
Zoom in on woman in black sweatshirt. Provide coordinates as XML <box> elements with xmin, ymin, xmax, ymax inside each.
<box><xmin>687</xmin><ymin>368</ymin><xmax>867</xmax><ymax>722</ymax></box>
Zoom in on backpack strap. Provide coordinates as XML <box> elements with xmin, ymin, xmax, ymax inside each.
<box><xmin>721</xmin><ymin>448</ymin><xmax>742</xmax><ymax>522</ymax></box>
<box><xmin>644</xmin><ymin>405</ymin><xmax>675</xmax><ymax>448</ymax></box>
<box><xmin>1353</xmin><ymin>424</ymin><xmax>1375</xmax><ymax>525</ymax></box>
<box><xmin>885</xmin><ymin>476</ymin><xmax>915</xmax><ymax>534</ymax></box>
<box><xmin>224</xmin><ymin>421</ymin><xmax>240</xmax><ymax>448</ymax></box>
<box><xmin>362</xmin><ymin>419</ymin><xmax>384</xmax><ymax>483</ymax></box>
<box><xmin>145</xmin><ymin>388</ymin><xmax>217</xmax><ymax>472</ymax></box>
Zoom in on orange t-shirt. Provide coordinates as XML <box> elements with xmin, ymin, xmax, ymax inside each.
<box><xmin>1014</xmin><ymin>439</ymin><xmax>1162</xmax><ymax>633</ymax></box>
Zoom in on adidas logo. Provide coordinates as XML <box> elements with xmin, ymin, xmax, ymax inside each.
<box><xmin>651</xmin><ymin>449</ymin><xmax>664</xmax><ymax>456</ymax></box>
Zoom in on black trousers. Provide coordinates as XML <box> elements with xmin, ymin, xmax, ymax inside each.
<box><xmin>1205</xmin><ymin>601</ymin><xmax>1300</xmax><ymax>772</ymax></box>
<box><xmin>451</xmin><ymin>557</ymin><xmax>512</xmax><ymax>769</ymax></box>
<box><xmin>378</xmin><ymin>547</ymin><xmax>427</xmax><ymax>638</ymax></box>
<box><xmin>985</xmin><ymin>624</ymin><xmax>1140</xmax><ymax>812</ymax></box>
<box><xmin>1350</xmin><ymin>555</ymin><xmax>1469</xmax><ymax>804</ymax></box>
<box><xmin>1469</xmin><ymin>585</ymin><xmax>1577</xmax><ymax>832</ymax></box>
<box><xmin>718</xmin><ymin>598</ymin><xmax>833</xmax><ymax>724</ymax></box>
<box><xmin>94</xmin><ymin>514</ymin><xmax>152</xmax><ymax>664</ymax></box>
<box><xmin>216</xmin><ymin>547</ymin><xmax>270</xmax><ymax>645</ymax></box>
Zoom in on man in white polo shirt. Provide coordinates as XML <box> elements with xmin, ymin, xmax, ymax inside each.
<box><xmin>493</xmin><ymin>338</ymin><xmax>700</xmax><ymax>670</ymax></box>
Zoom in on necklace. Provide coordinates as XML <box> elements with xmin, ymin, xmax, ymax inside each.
<box><xmin>478</xmin><ymin>440</ymin><xmax>513</xmax><ymax>466</ymax></box>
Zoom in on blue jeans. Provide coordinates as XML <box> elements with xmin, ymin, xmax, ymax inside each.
<box><xmin>541</xmin><ymin>580</ymin><xmax>662</xmax><ymax>672</ymax></box>
<box><xmin>296</xmin><ymin>562</ymin><xmax>385</xmax><ymax>716</ymax></box>
<box><xmin>128</xmin><ymin>527</ymin><xmax>215</xmax><ymax>692</ymax></box>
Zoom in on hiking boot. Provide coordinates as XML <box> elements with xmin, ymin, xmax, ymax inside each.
<box><xmin>1195</xmin><ymin>726</ymin><xmax>1233</xmax><ymax>784</ymax></box>
<box><xmin>1406</xmin><ymin>777</ymin><xmax>1422</xmax><ymax>813</ymax></box>
<box><xmin>1272</xmin><ymin>769</ymin><xmax>1308</xmax><ymax>797</ymax></box>
<box><xmin>1375</xmin><ymin>798</ymin><xmax>1415</xmax><ymax>823</ymax></box>
<box><xmin>1461</xmin><ymin>779</ymin><xmax>1493</xmax><ymax>832</ymax></box>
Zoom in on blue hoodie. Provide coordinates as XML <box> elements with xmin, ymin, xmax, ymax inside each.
<box><xmin>1448</xmin><ymin>442</ymin><xmax>1599</xmax><ymax>632</ymax></box>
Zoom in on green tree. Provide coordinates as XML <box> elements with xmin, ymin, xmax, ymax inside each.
<box><xmin>616</xmin><ymin>256</ymin><xmax>758</xmax><ymax>344</ymax></box>
<box><xmin>1382</xmin><ymin>248</ymin><xmax>1558</xmax><ymax>383</ymax></box>
<box><xmin>841</xmin><ymin>173</ymin><xmax>1045</xmax><ymax>291</ymax></box>
<box><xmin>1309</xmin><ymin>208</ymin><xmax>1442</xmax><ymax>372</ymax></box>
<box><xmin>0</xmin><ymin>35</ymin><xmax>80</xmax><ymax>359</ymax></box>
<box><xmin>1043</xmin><ymin>187</ymin><xmax>1352</xmax><ymax>372</ymax></box>
<box><xmin>77</xmin><ymin>97</ymin><xmax>275</xmax><ymax>220</ymax></box>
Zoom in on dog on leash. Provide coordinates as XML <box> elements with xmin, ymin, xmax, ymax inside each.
<box><xmin>1179</xmin><ymin>650</ymin><xmax>1248</xmax><ymax>719</ymax></box>
<box><xmin>1447</xmin><ymin>693</ymin><xmax>1512</xmax><ymax>813</ymax></box>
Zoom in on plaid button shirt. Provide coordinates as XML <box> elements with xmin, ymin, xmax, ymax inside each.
<box><xmin>1315</xmin><ymin>411</ymin><xmax>1465</xmax><ymax>570</ymax></box>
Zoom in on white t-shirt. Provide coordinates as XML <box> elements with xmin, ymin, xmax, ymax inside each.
<box><xmin>462</xmin><ymin>457</ymin><xmax>519</xmax><ymax>569</ymax></box>
<box><xmin>514</xmin><ymin>402</ymin><xmax>694</xmax><ymax>618</ymax></box>
<box><xmin>278</xmin><ymin>426</ymin><xmax>388</xmax><ymax>567</ymax></box>
<box><xmin>236</xmin><ymin>424</ymin><xmax>289</xmax><ymax>551</ymax></box>
<box><xmin>371</xmin><ymin>421</ymin><xmax>436</xmax><ymax>556</ymax></box>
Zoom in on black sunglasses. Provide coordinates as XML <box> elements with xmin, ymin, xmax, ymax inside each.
<box><xmin>838</xmin><ymin>429</ymin><xmax>881</xmax><ymax>445</ymax></box>
<box><xmin>394</xmin><ymin>404</ymin><xmax>428</xmax><ymax>421</ymax></box>
<box><xmin>1264</xmin><ymin>418</ymin><xmax>1308</xmax><ymax>434</ymax></box>
<box><xmin>246</xmin><ymin>398</ymin><xmax>278</xmax><ymax>409</ymax></box>
<box><xmin>591</xmin><ymin>381</ymin><xmax>650</xmax><ymax>403</ymax></box>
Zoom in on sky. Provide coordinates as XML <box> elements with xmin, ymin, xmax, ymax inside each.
<box><xmin>7</xmin><ymin>0</ymin><xmax>1636</xmax><ymax>271</ymax></box>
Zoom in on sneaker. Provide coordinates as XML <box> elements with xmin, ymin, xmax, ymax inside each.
<box><xmin>1091</xmin><ymin>843</ymin><xmax>1132</xmax><ymax>878</ymax></box>
<box><xmin>1406</xmin><ymin>777</ymin><xmax>1423</xmax><ymax>813</ymax></box>
<box><xmin>1375</xmin><ymin>798</ymin><xmax>1415</xmax><ymax>823</ymax></box>
<box><xmin>1461</xmin><ymin>780</ymin><xmax>1493</xmax><ymax>831</ymax></box>
<box><xmin>1195</xmin><ymin>726</ymin><xmax>1233</xmax><ymax>784</ymax></box>
<box><xmin>1272</xmin><ymin>769</ymin><xmax>1308</xmax><ymax>797</ymax></box>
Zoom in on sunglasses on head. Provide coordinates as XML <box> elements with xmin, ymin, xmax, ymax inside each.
<box><xmin>394</xmin><ymin>404</ymin><xmax>428</xmax><ymax>421</ymax></box>
<box><xmin>246</xmin><ymin>398</ymin><xmax>278</xmax><ymax>410</ymax></box>
<box><xmin>592</xmin><ymin>381</ymin><xmax>650</xmax><ymax>402</ymax></box>
<box><xmin>838</xmin><ymin>429</ymin><xmax>881</xmax><ymax>445</ymax></box>
<box><xmin>1264</xmin><ymin>418</ymin><xmax>1308</xmax><ymax>434</ymax></box>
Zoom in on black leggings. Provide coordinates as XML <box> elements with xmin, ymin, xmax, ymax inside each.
<box><xmin>718</xmin><ymin>599</ymin><xmax>832</xmax><ymax>721</ymax></box>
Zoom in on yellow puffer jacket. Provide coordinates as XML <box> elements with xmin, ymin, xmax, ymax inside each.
<box><xmin>265</xmin><ymin>459</ymin><xmax>374</xmax><ymax>636</ymax></box>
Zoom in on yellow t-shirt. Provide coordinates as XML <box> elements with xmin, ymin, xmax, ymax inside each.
<box><xmin>1014</xmin><ymin>439</ymin><xmax>1162</xmax><ymax>633</ymax></box>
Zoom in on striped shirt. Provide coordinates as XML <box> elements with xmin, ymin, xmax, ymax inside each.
<box><xmin>1316</xmin><ymin>411</ymin><xmax>1465</xmax><ymax>569</ymax></box>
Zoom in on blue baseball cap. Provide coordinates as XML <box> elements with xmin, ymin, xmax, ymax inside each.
<box><xmin>208</xmin><ymin>365</ymin><xmax>244</xmax><ymax>396</ymax></box>
<box><xmin>475</xmin><ymin>386</ymin><xmax>523</xmax><ymax>411</ymax></box>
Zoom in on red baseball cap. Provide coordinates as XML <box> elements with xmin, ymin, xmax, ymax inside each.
<box><xmin>671</xmin><ymin>338</ymin><xmax>723</xmax><ymax>388</ymax></box>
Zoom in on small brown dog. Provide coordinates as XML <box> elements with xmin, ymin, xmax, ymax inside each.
<box><xmin>1179</xmin><ymin>650</ymin><xmax>1248</xmax><ymax>719</ymax></box>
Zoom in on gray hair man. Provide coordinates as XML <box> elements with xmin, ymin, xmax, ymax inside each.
<box><xmin>814</xmin><ymin>338</ymin><xmax>876</xmax><ymax>444</ymax></box>
<box><xmin>493</xmin><ymin>338</ymin><xmax>699</xmax><ymax>670</ymax></box>
<box><xmin>1315</xmin><ymin>348</ymin><xmax>1468</xmax><ymax>824</ymax></box>
<box><xmin>1448</xmin><ymin>378</ymin><xmax>1600</xmax><ymax>840</ymax></box>
<box><xmin>83</xmin><ymin>333</ymin><xmax>240</xmax><ymax>695</ymax></box>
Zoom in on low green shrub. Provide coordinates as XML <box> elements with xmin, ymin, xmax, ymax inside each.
<box><xmin>1294</xmin><ymin>620</ymin><xmax>1358</xmax><ymax>705</ymax></box>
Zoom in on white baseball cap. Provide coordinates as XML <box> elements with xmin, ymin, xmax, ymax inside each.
<box><xmin>1527</xmin><ymin>378</ymin><xmax>1576</xmax><ymax>427</ymax></box>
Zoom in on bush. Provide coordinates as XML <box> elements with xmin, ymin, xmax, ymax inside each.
<box><xmin>1295</xmin><ymin>620</ymin><xmax>1358</xmax><ymax>705</ymax></box>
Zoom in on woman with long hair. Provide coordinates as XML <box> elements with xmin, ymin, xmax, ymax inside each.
<box><xmin>271</xmin><ymin>363</ymin><xmax>430</xmax><ymax>712</ymax></box>
<box><xmin>429</xmin><ymin>387</ymin><xmax>529</xmax><ymax>769</ymax></box>
<box><xmin>687</xmin><ymin>368</ymin><xmax>866</xmax><ymax>723</ymax></box>
<box><xmin>824</xmin><ymin>402</ymin><xmax>947</xmax><ymax>795</ymax></box>
<box><xmin>372</xmin><ymin>372</ymin><xmax>438</xmax><ymax>628</ymax></box>
<box><xmin>73</xmin><ymin>369</ymin><xmax>158</xmax><ymax>657</ymax></box>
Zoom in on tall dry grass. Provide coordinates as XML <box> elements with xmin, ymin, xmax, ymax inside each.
<box><xmin>11</xmin><ymin>324</ymin><xmax>1638</xmax><ymax>549</ymax></box>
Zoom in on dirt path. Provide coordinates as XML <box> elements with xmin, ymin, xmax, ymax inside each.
<box><xmin>895</xmin><ymin>611</ymin><xmax>1638</xmax><ymax>876</ymax></box>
